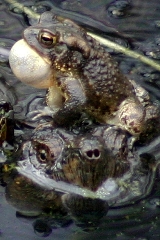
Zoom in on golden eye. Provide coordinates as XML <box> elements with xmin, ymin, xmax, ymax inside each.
<box><xmin>38</xmin><ymin>149</ymin><xmax>48</xmax><ymax>162</ymax></box>
<box><xmin>33</xmin><ymin>140</ymin><xmax>56</xmax><ymax>164</ymax></box>
<box><xmin>39</xmin><ymin>31</ymin><xmax>57</xmax><ymax>47</ymax></box>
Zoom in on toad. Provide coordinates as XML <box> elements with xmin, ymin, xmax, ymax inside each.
<box><xmin>9</xmin><ymin>11</ymin><xmax>159</xmax><ymax>136</ymax></box>
<box><xmin>3</xmin><ymin>123</ymin><xmax>118</xmax><ymax>226</ymax></box>
<box><xmin>20</xmin><ymin>123</ymin><xmax>129</xmax><ymax>191</ymax></box>
<box><xmin>4</xmin><ymin>123</ymin><xmax>157</xmax><ymax>227</ymax></box>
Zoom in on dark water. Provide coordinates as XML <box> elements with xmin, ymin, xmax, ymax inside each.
<box><xmin>1</xmin><ymin>0</ymin><xmax>160</xmax><ymax>239</ymax></box>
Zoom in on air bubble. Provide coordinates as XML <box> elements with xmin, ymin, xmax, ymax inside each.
<box><xmin>146</xmin><ymin>198</ymin><xmax>160</xmax><ymax>209</ymax></box>
<box><xmin>154</xmin><ymin>20</ymin><xmax>160</xmax><ymax>28</ymax></box>
<box><xmin>107</xmin><ymin>0</ymin><xmax>132</xmax><ymax>19</ymax></box>
<box><xmin>33</xmin><ymin>219</ymin><xmax>52</xmax><ymax>237</ymax></box>
<box><xmin>31</xmin><ymin>4</ymin><xmax>51</xmax><ymax>14</ymax></box>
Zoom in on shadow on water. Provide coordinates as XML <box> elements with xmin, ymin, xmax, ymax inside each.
<box><xmin>1</xmin><ymin>0</ymin><xmax>160</xmax><ymax>239</ymax></box>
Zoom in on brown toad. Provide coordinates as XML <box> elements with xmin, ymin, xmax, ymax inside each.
<box><xmin>4</xmin><ymin>123</ymin><xmax>157</xmax><ymax>223</ymax></box>
<box><xmin>9</xmin><ymin>11</ymin><xmax>159</xmax><ymax>136</ymax></box>
<box><xmin>20</xmin><ymin>123</ymin><xmax>126</xmax><ymax>191</ymax></box>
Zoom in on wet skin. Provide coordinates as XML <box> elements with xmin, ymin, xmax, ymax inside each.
<box><xmin>4</xmin><ymin>123</ymin><xmax>157</xmax><ymax>227</ymax></box>
<box><xmin>4</xmin><ymin>123</ymin><xmax>116</xmax><ymax>225</ymax></box>
<box><xmin>9</xmin><ymin>11</ymin><xmax>160</xmax><ymax>136</ymax></box>
<box><xmin>22</xmin><ymin>123</ymin><xmax>131</xmax><ymax>191</ymax></box>
<box><xmin>6</xmin><ymin>11</ymin><xmax>160</xmax><ymax>228</ymax></box>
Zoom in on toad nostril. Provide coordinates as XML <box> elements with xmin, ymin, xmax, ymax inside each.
<box><xmin>86</xmin><ymin>150</ymin><xmax>93</xmax><ymax>159</ymax></box>
<box><xmin>94</xmin><ymin>149</ymin><xmax>100</xmax><ymax>158</ymax></box>
<box><xmin>85</xmin><ymin>149</ymin><xmax>100</xmax><ymax>159</ymax></box>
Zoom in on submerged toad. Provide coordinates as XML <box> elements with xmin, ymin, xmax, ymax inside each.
<box><xmin>4</xmin><ymin>123</ymin><xmax>158</xmax><ymax>228</ymax></box>
<box><xmin>9</xmin><ymin>11</ymin><xmax>159</xmax><ymax>136</ymax></box>
<box><xmin>20</xmin><ymin>123</ymin><xmax>130</xmax><ymax>191</ymax></box>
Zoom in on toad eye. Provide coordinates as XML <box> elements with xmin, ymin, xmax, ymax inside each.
<box><xmin>39</xmin><ymin>31</ymin><xmax>58</xmax><ymax>47</ymax></box>
<box><xmin>38</xmin><ymin>149</ymin><xmax>49</xmax><ymax>162</ymax></box>
<box><xmin>33</xmin><ymin>141</ymin><xmax>55</xmax><ymax>163</ymax></box>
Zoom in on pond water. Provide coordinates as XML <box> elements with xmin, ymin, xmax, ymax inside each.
<box><xmin>1</xmin><ymin>0</ymin><xmax>160</xmax><ymax>239</ymax></box>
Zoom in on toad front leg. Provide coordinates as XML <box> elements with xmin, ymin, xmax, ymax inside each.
<box><xmin>47</xmin><ymin>74</ymin><xmax>87</xmax><ymax>125</ymax></box>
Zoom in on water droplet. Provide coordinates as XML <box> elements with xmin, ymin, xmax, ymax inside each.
<box><xmin>31</xmin><ymin>4</ymin><xmax>51</xmax><ymax>14</ymax></box>
<box><xmin>141</xmin><ymin>40</ymin><xmax>160</xmax><ymax>60</ymax></box>
<box><xmin>107</xmin><ymin>0</ymin><xmax>132</xmax><ymax>19</ymax></box>
<box><xmin>145</xmin><ymin>198</ymin><xmax>160</xmax><ymax>209</ymax></box>
<box><xmin>154</xmin><ymin>20</ymin><xmax>160</xmax><ymax>28</ymax></box>
<box><xmin>145</xmin><ymin>50</ymin><xmax>160</xmax><ymax>60</ymax></box>
<box><xmin>149</xmin><ymin>198</ymin><xmax>160</xmax><ymax>207</ymax></box>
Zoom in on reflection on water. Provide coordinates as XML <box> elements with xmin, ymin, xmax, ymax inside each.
<box><xmin>1</xmin><ymin>0</ymin><xmax>160</xmax><ymax>239</ymax></box>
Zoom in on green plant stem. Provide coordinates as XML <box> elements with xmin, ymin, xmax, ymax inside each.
<box><xmin>4</xmin><ymin>0</ymin><xmax>160</xmax><ymax>72</ymax></box>
<box><xmin>89</xmin><ymin>32</ymin><xmax>160</xmax><ymax>71</ymax></box>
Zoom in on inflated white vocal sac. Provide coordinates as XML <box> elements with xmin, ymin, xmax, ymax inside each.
<box><xmin>9</xmin><ymin>39</ymin><xmax>52</xmax><ymax>89</ymax></box>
